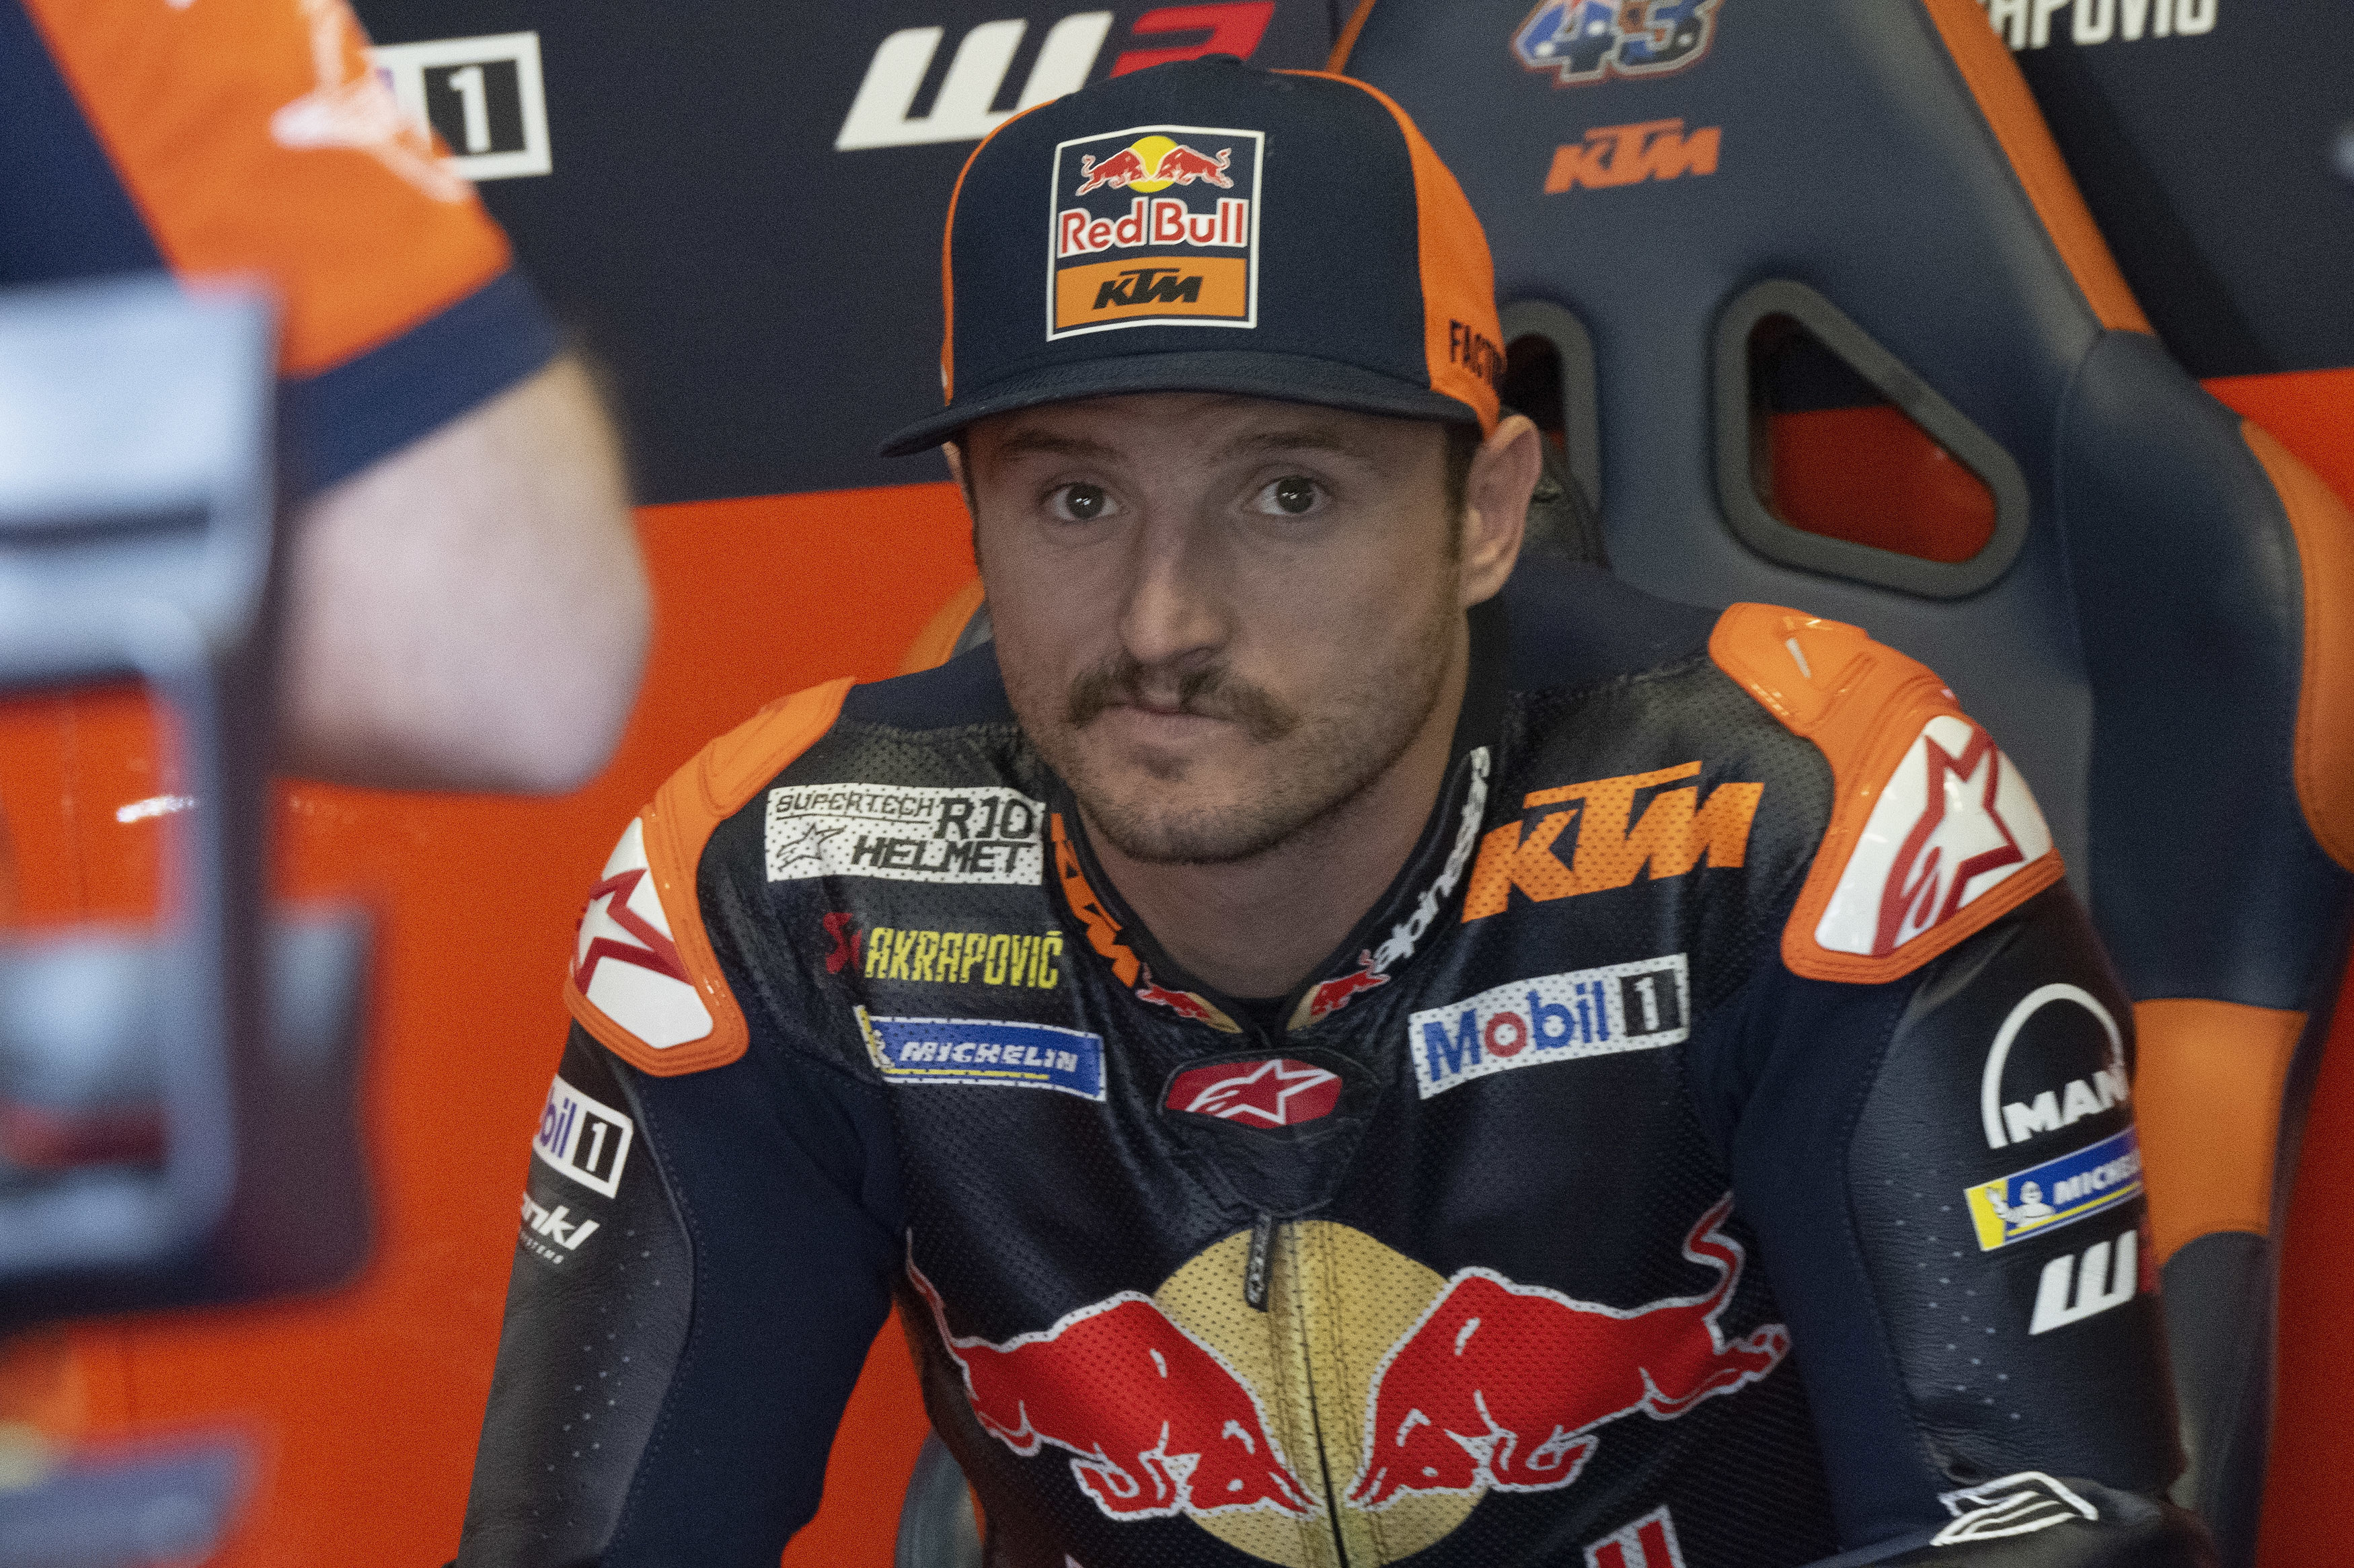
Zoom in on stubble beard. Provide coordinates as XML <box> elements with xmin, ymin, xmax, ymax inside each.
<box><xmin>1015</xmin><ymin>590</ymin><xmax>1461</xmax><ymax>867</ymax></box>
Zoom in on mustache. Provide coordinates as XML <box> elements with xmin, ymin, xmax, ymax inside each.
<box><xmin>1065</xmin><ymin>654</ymin><xmax>1299</xmax><ymax>743</ymax></box>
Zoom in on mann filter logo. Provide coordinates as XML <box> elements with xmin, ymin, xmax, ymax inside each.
<box><xmin>766</xmin><ymin>783</ymin><xmax>1044</xmax><ymax>886</ymax></box>
<box><xmin>860</xmin><ymin>1009</ymin><xmax>1106</xmax><ymax>1101</ymax></box>
<box><xmin>1965</xmin><ymin>1126</ymin><xmax>2141</xmax><ymax>1251</ymax></box>
<box><xmin>1049</xmin><ymin>123</ymin><xmax>1262</xmax><ymax>338</ymax></box>
<box><xmin>1410</xmin><ymin>955</ymin><xmax>1689</xmax><ymax>1099</ymax></box>
<box><xmin>533</xmin><ymin>1074</ymin><xmax>634</xmax><ymax>1198</ymax></box>
<box><xmin>866</xmin><ymin>926</ymin><xmax>1063</xmax><ymax>988</ymax></box>
<box><xmin>367</xmin><ymin>32</ymin><xmax>552</xmax><ymax>180</ymax></box>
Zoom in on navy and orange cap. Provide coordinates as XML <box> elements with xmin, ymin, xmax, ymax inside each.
<box><xmin>878</xmin><ymin>58</ymin><xmax>1504</xmax><ymax>457</ymax></box>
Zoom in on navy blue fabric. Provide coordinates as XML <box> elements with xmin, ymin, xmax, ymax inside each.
<box><xmin>841</xmin><ymin>640</ymin><xmax>1017</xmax><ymax>729</ymax></box>
<box><xmin>280</xmin><ymin>269</ymin><xmax>559</xmax><ymax>494</ymax></box>
<box><xmin>0</xmin><ymin>0</ymin><xmax>165</xmax><ymax>285</ymax></box>
<box><xmin>1503</xmin><ymin>555</ymin><xmax>1718</xmax><ymax>691</ymax></box>
<box><xmin>602</xmin><ymin>1038</ymin><xmax>905</xmax><ymax>1563</ymax></box>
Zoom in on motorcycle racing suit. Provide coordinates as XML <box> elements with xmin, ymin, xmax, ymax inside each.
<box><xmin>457</xmin><ymin>558</ymin><xmax>2212</xmax><ymax>1567</ymax></box>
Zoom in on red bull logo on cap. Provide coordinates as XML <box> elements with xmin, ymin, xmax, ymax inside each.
<box><xmin>1050</xmin><ymin>124</ymin><xmax>1262</xmax><ymax>338</ymax></box>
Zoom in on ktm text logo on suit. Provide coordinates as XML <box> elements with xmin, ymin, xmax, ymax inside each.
<box><xmin>1464</xmin><ymin>762</ymin><xmax>1761</xmax><ymax>920</ymax></box>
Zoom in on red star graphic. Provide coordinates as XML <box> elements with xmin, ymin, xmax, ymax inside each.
<box><xmin>573</xmin><ymin>867</ymin><xmax>691</xmax><ymax>991</ymax></box>
<box><xmin>1178</xmin><ymin>1058</ymin><xmax>1342</xmax><ymax>1127</ymax></box>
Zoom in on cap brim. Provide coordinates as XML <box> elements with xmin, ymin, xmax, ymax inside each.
<box><xmin>878</xmin><ymin>349</ymin><xmax>1483</xmax><ymax>457</ymax></box>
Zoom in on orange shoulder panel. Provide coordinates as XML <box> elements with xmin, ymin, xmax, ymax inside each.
<box><xmin>1921</xmin><ymin>0</ymin><xmax>2150</xmax><ymax>335</ymax></box>
<box><xmin>23</xmin><ymin>0</ymin><xmax>510</xmax><ymax>377</ymax></box>
<box><xmin>566</xmin><ymin>678</ymin><xmax>854</xmax><ymax>1076</ymax></box>
<box><xmin>898</xmin><ymin>578</ymin><xmax>986</xmax><ymax>675</ymax></box>
<box><xmin>2240</xmin><ymin>422</ymin><xmax>2354</xmax><ymax>872</ymax></box>
<box><xmin>1709</xmin><ymin>603</ymin><xmax>2065</xmax><ymax>984</ymax></box>
<box><xmin>2133</xmin><ymin>998</ymin><xmax>2304</xmax><ymax>1266</ymax></box>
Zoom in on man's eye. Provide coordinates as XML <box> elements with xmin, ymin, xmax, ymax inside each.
<box><xmin>1255</xmin><ymin>475</ymin><xmax>1322</xmax><ymax>516</ymax></box>
<box><xmin>1049</xmin><ymin>483</ymin><xmax>1116</xmax><ymax>522</ymax></box>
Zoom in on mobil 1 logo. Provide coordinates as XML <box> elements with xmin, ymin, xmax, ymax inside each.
<box><xmin>1049</xmin><ymin>123</ymin><xmax>1262</xmax><ymax>339</ymax></box>
<box><xmin>533</xmin><ymin>1074</ymin><xmax>634</xmax><ymax>1197</ymax></box>
<box><xmin>368</xmin><ymin>32</ymin><xmax>552</xmax><ymax>180</ymax></box>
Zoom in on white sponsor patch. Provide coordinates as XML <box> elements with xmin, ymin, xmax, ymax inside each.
<box><xmin>533</xmin><ymin>1074</ymin><xmax>634</xmax><ymax>1198</ymax></box>
<box><xmin>765</xmin><ymin>783</ymin><xmax>1045</xmax><ymax>886</ymax></box>
<box><xmin>2030</xmin><ymin>1226</ymin><xmax>2141</xmax><ymax>1335</ymax></box>
<box><xmin>1408</xmin><ymin>955</ymin><xmax>1689</xmax><ymax>1099</ymax></box>
<box><xmin>1816</xmin><ymin>715</ymin><xmax>2053</xmax><ymax>957</ymax></box>
<box><xmin>573</xmin><ymin>818</ymin><xmax>712</xmax><ymax>1050</ymax></box>
<box><xmin>1932</xmin><ymin>1472</ymin><xmax>2098</xmax><ymax>1544</ymax></box>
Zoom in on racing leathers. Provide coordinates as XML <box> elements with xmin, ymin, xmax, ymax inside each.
<box><xmin>457</xmin><ymin>559</ymin><xmax>2212</xmax><ymax>1567</ymax></box>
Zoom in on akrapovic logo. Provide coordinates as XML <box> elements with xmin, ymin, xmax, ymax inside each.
<box><xmin>1409</xmin><ymin>955</ymin><xmax>1689</xmax><ymax>1098</ymax></box>
<box><xmin>1049</xmin><ymin>123</ymin><xmax>1262</xmax><ymax>338</ymax></box>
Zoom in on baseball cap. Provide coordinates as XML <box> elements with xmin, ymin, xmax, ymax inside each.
<box><xmin>878</xmin><ymin>58</ymin><xmax>1505</xmax><ymax>457</ymax></box>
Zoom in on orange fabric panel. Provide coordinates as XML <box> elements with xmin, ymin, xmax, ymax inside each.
<box><xmin>22</xmin><ymin>0</ymin><xmax>510</xmax><ymax>377</ymax></box>
<box><xmin>1281</xmin><ymin>71</ymin><xmax>1502</xmax><ymax>433</ymax></box>
<box><xmin>1766</xmin><ymin>406</ymin><xmax>1996</xmax><ymax>565</ymax></box>
<box><xmin>2131</xmin><ymin>998</ymin><xmax>2303</xmax><ymax>1267</ymax></box>
<box><xmin>1326</xmin><ymin>0</ymin><xmax>1378</xmax><ymax>71</ymax></box>
<box><xmin>2204</xmin><ymin>368</ymin><xmax>2354</xmax><ymax>516</ymax></box>
<box><xmin>1707</xmin><ymin>604</ymin><xmax>2063</xmax><ymax>984</ymax></box>
<box><xmin>1919</xmin><ymin>0</ymin><xmax>2150</xmax><ymax>336</ymax></box>
<box><xmin>2261</xmin><ymin>955</ymin><xmax>2354</xmax><ymax>1567</ymax></box>
<box><xmin>566</xmin><ymin>678</ymin><xmax>854</xmax><ymax>1076</ymax></box>
<box><xmin>900</xmin><ymin>578</ymin><xmax>987</xmax><ymax>674</ymax></box>
<box><xmin>2238</xmin><ymin>422</ymin><xmax>2354</xmax><ymax>873</ymax></box>
<box><xmin>43</xmin><ymin>481</ymin><xmax>973</xmax><ymax>1567</ymax></box>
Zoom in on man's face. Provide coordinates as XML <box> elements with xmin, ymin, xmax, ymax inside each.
<box><xmin>960</xmin><ymin>393</ymin><xmax>1482</xmax><ymax>866</ymax></box>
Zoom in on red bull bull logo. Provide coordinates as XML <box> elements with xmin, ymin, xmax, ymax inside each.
<box><xmin>1136</xmin><ymin>970</ymin><xmax>1242</xmax><ymax>1033</ymax></box>
<box><xmin>1051</xmin><ymin>123</ymin><xmax>1261</xmax><ymax>337</ymax></box>
<box><xmin>1347</xmin><ymin>1195</ymin><xmax>1786</xmax><ymax>1510</ymax></box>
<box><xmin>909</xmin><ymin>1195</ymin><xmax>1786</xmax><ymax>1561</ymax></box>
<box><xmin>909</xmin><ymin>1249</ymin><xmax>1315</xmax><ymax>1522</ymax></box>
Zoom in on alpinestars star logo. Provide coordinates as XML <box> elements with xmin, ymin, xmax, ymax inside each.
<box><xmin>570</xmin><ymin>818</ymin><xmax>714</xmax><ymax>1051</ymax></box>
<box><xmin>1165</xmin><ymin>1058</ymin><xmax>1343</xmax><ymax>1128</ymax></box>
<box><xmin>1815</xmin><ymin>715</ymin><xmax>2054</xmax><ymax>959</ymax></box>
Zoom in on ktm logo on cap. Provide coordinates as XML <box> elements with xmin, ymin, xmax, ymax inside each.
<box><xmin>1050</xmin><ymin>123</ymin><xmax>1262</xmax><ymax>338</ymax></box>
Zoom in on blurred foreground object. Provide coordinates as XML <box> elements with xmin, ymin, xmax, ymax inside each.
<box><xmin>0</xmin><ymin>275</ymin><xmax>373</xmax><ymax>1564</ymax></box>
<box><xmin>5</xmin><ymin>0</ymin><xmax>648</xmax><ymax>793</ymax></box>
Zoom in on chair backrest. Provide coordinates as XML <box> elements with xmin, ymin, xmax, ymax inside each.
<box><xmin>1336</xmin><ymin>3</ymin><xmax>2354</xmax><ymax>1563</ymax></box>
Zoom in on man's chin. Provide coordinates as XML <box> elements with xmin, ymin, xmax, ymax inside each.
<box><xmin>1079</xmin><ymin>795</ymin><xmax>1303</xmax><ymax>867</ymax></box>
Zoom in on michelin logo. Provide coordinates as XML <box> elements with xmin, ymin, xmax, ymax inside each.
<box><xmin>533</xmin><ymin>1074</ymin><xmax>634</xmax><ymax>1198</ymax></box>
<box><xmin>859</xmin><ymin>1008</ymin><xmax>1105</xmax><ymax>1101</ymax></box>
<box><xmin>766</xmin><ymin>783</ymin><xmax>1045</xmax><ymax>886</ymax></box>
<box><xmin>1966</xmin><ymin>1126</ymin><xmax>2141</xmax><ymax>1251</ymax></box>
<box><xmin>1409</xmin><ymin>955</ymin><xmax>1689</xmax><ymax>1099</ymax></box>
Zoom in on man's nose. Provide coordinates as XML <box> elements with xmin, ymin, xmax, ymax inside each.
<box><xmin>1114</xmin><ymin>511</ymin><xmax>1229</xmax><ymax>680</ymax></box>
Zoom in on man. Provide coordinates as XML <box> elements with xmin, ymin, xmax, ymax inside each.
<box><xmin>5</xmin><ymin>0</ymin><xmax>646</xmax><ymax>791</ymax></box>
<box><xmin>459</xmin><ymin>61</ymin><xmax>2209</xmax><ymax>1567</ymax></box>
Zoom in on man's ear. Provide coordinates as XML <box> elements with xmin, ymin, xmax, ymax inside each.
<box><xmin>1459</xmin><ymin>414</ymin><xmax>1540</xmax><ymax>609</ymax></box>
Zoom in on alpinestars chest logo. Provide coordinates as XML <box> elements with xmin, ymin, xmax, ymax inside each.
<box><xmin>1050</xmin><ymin>123</ymin><xmax>1262</xmax><ymax>339</ymax></box>
<box><xmin>1513</xmin><ymin>0</ymin><xmax>1724</xmax><ymax>85</ymax></box>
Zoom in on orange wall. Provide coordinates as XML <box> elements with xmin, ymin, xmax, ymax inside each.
<box><xmin>34</xmin><ymin>484</ymin><xmax>972</xmax><ymax>1567</ymax></box>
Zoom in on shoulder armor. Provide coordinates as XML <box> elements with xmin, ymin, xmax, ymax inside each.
<box><xmin>1708</xmin><ymin>604</ymin><xmax>2063</xmax><ymax>984</ymax></box>
<box><xmin>564</xmin><ymin>678</ymin><xmax>854</xmax><ymax>1074</ymax></box>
